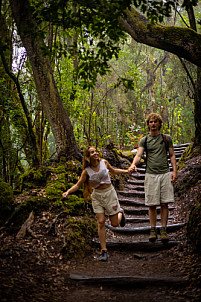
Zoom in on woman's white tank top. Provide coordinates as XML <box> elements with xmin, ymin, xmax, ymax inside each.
<box><xmin>85</xmin><ymin>160</ymin><xmax>111</xmax><ymax>188</ymax></box>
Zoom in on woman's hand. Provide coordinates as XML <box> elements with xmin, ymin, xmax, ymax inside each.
<box><xmin>62</xmin><ymin>191</ymin><xmax>69</xmax><ymax>198</ymax></box>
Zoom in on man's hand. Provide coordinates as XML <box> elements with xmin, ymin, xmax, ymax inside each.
<box><xmin>128</xmin><ymin>164</ymin><xmax>137</xmax><ymax>174</ymax></box>
<box><xmin>171</xmin><ymin>171</ymin><xmax>178</xmax><ymax>183</ymax></box>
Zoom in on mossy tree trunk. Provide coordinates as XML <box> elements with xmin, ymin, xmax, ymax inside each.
<box><xmin>9</xmin><ymin>0</ymin><xmax>81</xmax><ymax>160</ymax></box>
<box><xmin>194</xmin><ymin>68</ymin><xmax>201</xmax><ymax>146</ymax></box>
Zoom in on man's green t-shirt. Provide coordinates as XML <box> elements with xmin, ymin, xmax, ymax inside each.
<box><xmin>138</xmin><ymin>134</ymin><xmax>173</xmax><ymax>174</ymax></box>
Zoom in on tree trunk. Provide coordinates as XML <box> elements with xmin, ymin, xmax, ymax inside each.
<box><xmin>194</xmin><ymin>68</ymin><xmax>201</xmax><ymax>146</ymax></box>
<box><xmin>9</xmin><ymin>0</ymin><xmax>81</xmax><ymax>160</ymax></box>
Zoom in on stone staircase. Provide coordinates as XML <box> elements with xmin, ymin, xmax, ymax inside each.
<box><xmin>70</xmin><ymin>143</ymin><xmax>190</xmax><ymax>298</ymax></box>
<box><xmin>103</xmin><ymin>143</ymin><xmax>190</xmax><ymax>252</ymax></box>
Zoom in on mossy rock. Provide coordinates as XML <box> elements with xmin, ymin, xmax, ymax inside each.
<box><xmin>62</xmin><ymin>195</ymin><xmax>89</xmax><ymax>216</ymax></box>
<box><xmin>187</xmin><ymin>203</ymin><xmax>201</xmax><ymax>251</ymax></box>
<box><xmin>45</xmin><ymin>181</ymin><xmax>66</xmax><ymax>201</ymax></box>
<box><xmin>6</xmin><ymin>197</ymin><xmax>50</xmax><ymax>232</ymax></box>
<box><xmin>177</xmin><ymin>144</ymin><xmax>201</xmax><ymax>171</ymax></box>
<box><xmin>20</xmin><ymin>166</ymin><xmax>51</xmax><ymax>190</ymax></box>
<box><xmin>0</xmin><ymin>182</ymin><xmax>14</xmax><ymax>225</ymax></box>
<box><xmin>63</xmin><ymin>216</ymin><xmax>97</xmax><ymax>259</ymax></box>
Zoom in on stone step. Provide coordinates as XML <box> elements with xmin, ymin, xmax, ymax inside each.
<box><xmin>106</xmin><ymin>223</ymin><xmax>185</xmax><ymax>235</ymax></box>
<box><xmin>118</xmin><ymin>198</ymin><xmax>145</xmax><ymax>206</ymax></box>
<box><xmin>173</xmin><ymin>143</ymin><xmax>190</xmax><ymax>149</ymax></box>
<box><xmin>124</xmin><ymin>185</ymin><xmax>145</xmax><ymax>191</ymax></box>
<box><xmin>130</xmin><ymin>174</ymin><xmax>145</xmax><ymax>180</ymax></box>
<box><xmin>125</xmin><ymin>216</ymin><xmax>174</xmax><ymax>223</ymax></box>
<box><xmin>118</xmin><ymin>190</ymin><xmax>145</xmax><ymax>198</ymax></box>
<box><xmin>92</xmin><ymin>238</ymin><xmax>182</xmax><ymax>252</ymax></box>
<box><xmin>123</xmin><ymin>206</ymin><xmax>175</xmax><ymax>215</ymax></box>
<box><xmin>127</xmin><ymin>179</ymin><xmax>144</xmax><ymax>186</ymax></box>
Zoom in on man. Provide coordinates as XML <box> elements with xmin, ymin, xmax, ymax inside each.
<box><xmin>129</xmin><ymin>113</ymin><xmax>178</xmax><ymax>242</ymax></box>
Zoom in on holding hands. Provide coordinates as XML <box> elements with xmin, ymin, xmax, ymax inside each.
<box><xmin>128</xmin><ymin>164</ymin><xmax>137</xmax><ymax>174</ymax></box>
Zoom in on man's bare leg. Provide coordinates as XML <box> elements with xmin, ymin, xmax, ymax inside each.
<box><xmin>149</xmin><ymin>206</ymin><xmax>157</xmax><ymax>227</ymax></box>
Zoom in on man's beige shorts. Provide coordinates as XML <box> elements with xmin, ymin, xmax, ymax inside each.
<box><xmin>91</xmin><ymin>185</ymin><xmax>121</xmax><ymax>215</ymax></box>
<box><xmin>144</xmin><ymin>172</ymin><xmax>174</xmax><ymax>206</ymax></box>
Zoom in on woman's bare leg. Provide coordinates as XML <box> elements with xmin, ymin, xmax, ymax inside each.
<box><xmin>96</xmin><ymin>213</ymin><xmax>107</xmax><ymax>250</ymax></box>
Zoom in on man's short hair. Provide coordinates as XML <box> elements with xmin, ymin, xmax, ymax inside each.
<box><xmin>146</xmin><ymin>113</ymin><xmax>163</xmax><ymax>130</ymax></box>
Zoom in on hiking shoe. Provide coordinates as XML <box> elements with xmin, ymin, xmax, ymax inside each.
<box><xmin>99</xmin><ymin>249</ymin><xmax>108</xmax><ymax>261</ymax></box>
<box><xmin>149</xmin><ymin>227</ymin><xmax>157</xmax><ymax>242</ymax></box>
<box><xmin>160</xmin><ymin>227</ymin><xmax>169</xmax><ymax>243</ymax></box>
<box><xmin>119</xmin><ymin>209</ymin><xmax>126</xmax><ymax>227</ymax></box>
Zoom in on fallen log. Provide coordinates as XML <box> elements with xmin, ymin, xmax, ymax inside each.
<box><xmin>70</xmin><ymin>273</ymin><xmax>187</xmax><ymax>287</ymax></box>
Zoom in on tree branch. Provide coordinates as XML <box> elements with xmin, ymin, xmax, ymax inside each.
<box><xmin>120</xmin><ymin>7</ymin><xmax>201</xmax><ymax>68</ymax></box>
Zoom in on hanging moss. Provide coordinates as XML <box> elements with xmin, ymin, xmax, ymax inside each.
<box><xmin>0</xmin><ymin>182</ymin><xmax>14</xmax><ymax>225</ymax></box>
<box><xmin>187</xmin><ymin>204</ymin><xmax>201</xmax><ymax>252</ymax></box>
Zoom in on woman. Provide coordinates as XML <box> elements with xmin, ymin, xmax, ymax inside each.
<box><xmin>62</xmin><ymin>146</ymin><xmax>131</xmax><ymax>261</ymax></box>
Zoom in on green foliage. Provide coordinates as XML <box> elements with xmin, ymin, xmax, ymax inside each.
<box><xmin>133</xmin><ymin>0</ymin><xmax>175</xmax><ymax>22</ymax></box>
<box><xmin>1</xmin><ymin>0</ymin><xmax>198</xmax><ymax>183</ymax></box>
<box><xmin>31</xmin><ymin>0</ymin><xmax>132</xmax><ymax>89</ymax></box>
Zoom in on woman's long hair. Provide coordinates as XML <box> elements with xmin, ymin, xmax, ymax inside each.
<box><xmin>83</xmin><ymin>146</ymin><xmax>101</xmax><ymax>200</ymax></box>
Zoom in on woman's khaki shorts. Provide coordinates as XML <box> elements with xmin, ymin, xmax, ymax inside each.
<box><xmin>91</xmin><ymin>185</ymin><xmax>121</xmax><ymax>215</ymax></box>
<box><xmin>144</xmin><ymin>172</ymin><xmax>174</xmax><ymax>206</ymax></box>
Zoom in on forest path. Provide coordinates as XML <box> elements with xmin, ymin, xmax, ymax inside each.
<box><xmin>68</xmin><ymin>143</ymin><xmax>192</xmax><ymax>302</ymax></box>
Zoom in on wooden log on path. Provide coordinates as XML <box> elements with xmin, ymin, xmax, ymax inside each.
<box><xmin>70</xmin><ymin>273</ymin><xmax>187</xmax><ymax>287</ymax></box>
